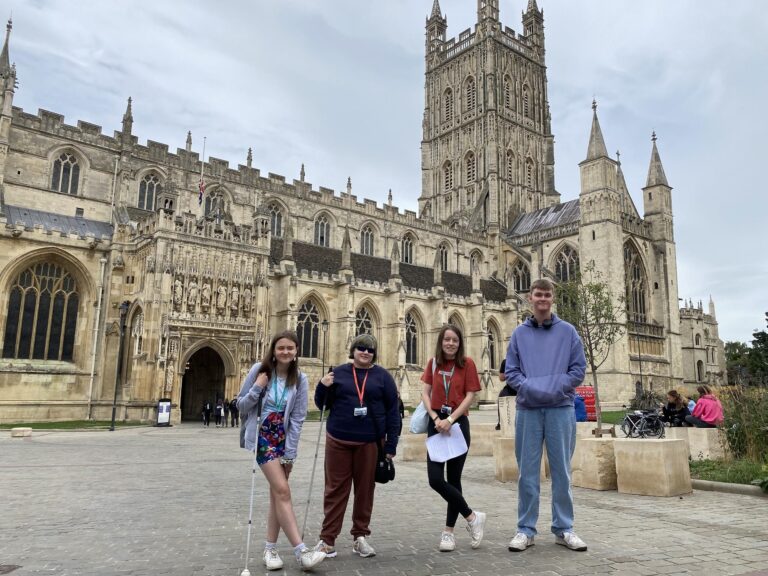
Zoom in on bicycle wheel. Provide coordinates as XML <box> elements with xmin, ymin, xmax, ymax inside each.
<box><xmin>620</xmin><ymin>417</ymin><xmax>635</xmax><ymax>438</ymax></box>
<box><xmin>641</xmin><ymin>417</ymin><xmax>665</xmax><ymax>439</ymax></box>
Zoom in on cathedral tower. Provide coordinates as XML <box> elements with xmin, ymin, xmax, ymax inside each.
<box><xmin>419</xmin><ymin>0</ymin><xmax>558</xmax><ymax>236</ymax></box>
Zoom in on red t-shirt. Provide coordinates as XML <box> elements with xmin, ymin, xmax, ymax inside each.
<box><xmin>421</xmin><ymin>357</ymin><xmax>481</xmax><ymax>411</ymax></box>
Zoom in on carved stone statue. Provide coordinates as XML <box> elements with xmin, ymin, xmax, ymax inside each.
<box><xmin>242</xmin><ymin>286</ymin><xmax>252</xmax><ymax>314</ymax></box>
<box><xmin>230</xmin><ymin>285</ymin><xmax>239</xmax><ymax>311</ymax></box>
<box><xmin>173</xmin><ymin>278</ymin><xmax>183</xmax><ymax>307</ymax></box>
<box><xmin>217</xmin><ymin>285</ymin><xmax>227</xmax><ymax>309</ymax></box>
<box><xmin>201</xmin><ymin>282</ymin><xmax>211</xmax><ymax>308</ymax></box>
<box><xmin>187</xmin><ymin>280</ymin><xmax>198</xmax><ymax>307</ymax></box>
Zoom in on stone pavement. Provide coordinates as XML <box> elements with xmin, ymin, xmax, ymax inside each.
<box><xmin>2</xmin><ymin>415</ymin><xmax>768</xmax><ymax>576</ymax></box>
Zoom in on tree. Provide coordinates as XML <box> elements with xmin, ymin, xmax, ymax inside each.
<box><xmin>556</xmin><ymin>261</ymin><xmax>625</xmax><ymax>434</ymax></box>
<box><xmin>725</xmin><ymin>340</ymin><xmax>751</xmax><ymax>386</ymax></box>
<box><xmin>748</xmin><ymin>329</ymin><xmax>768</xmax><ymax>385</ymax></box>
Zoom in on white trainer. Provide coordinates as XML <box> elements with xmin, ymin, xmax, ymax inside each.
<box><xmin>508</xmin><ymin>532</ymin><xmax>535</xmax><ymax>552</ymax></box>
<box><xmin>466</xmin><ymin>510</ymin><xmax>486</xmax><ymax>549</ymax></box>
<box><xmin>262</xmin><ymin>547</ymin><xmax>284</xmax><ymax>570</ymax></box>
<box><xmin>438</xmin><ymin>531</ymin><xmax>456</xmax><ymax>552</ymax></box>
<box><xmin>352</xmin><ymin>536</ymin><xmax>376</xmax><ymax>557</ymax></box>
<box><xmin>297</xmin><ymin>547</ymin><xmax>326</xmax><ymax>570</ymax></box>
<box><xmin>556</xmin><ymin>531</ymin><xmax>587</xmax><ymax>551</ymax></box>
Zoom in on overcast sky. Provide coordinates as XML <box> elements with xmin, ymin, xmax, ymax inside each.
<box><xmin>5</xmin><ymin>0</ymin><xmax>767</xmax><ymax>343</ymax></box>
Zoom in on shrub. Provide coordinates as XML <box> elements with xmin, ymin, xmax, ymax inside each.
<box><xmin>629</xmin><ymin>388</ymin><xmax>664</xmax><ymax>411</ymax></box>
<box><xmin>719</xmin><ymin>385</ymin><xmax>768</xmax><ymax>463</ymax></box>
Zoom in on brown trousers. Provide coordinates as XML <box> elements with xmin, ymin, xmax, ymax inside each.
<box><xmin>319</xmin><ymin>433</ymin><xmax>378</xmax><ymax>546</ymax></box>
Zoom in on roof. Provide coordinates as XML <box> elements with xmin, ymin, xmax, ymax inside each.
<box><xmin>270</xmin><ymin>238</ymin><xmax>508</xmax><ymax>302</ymax></box>
<box><xmin>507</xmin><ymin>199</ymin><xmax>580</xmax><ymax>237</ymax></box>
<box><xmin>4</xmin><ymin>204</ymin><xmax>113</xmax><ymax>239</ymax></box>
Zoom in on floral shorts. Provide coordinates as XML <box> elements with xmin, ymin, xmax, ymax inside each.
<box><xmin>256</xmin><ymin>411</ymin><xmax>286</xmax><ymax>465</ymax></box>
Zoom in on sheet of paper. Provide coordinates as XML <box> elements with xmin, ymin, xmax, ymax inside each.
<box><xmin>426</xmin><ymin>423</ymin><xmax>468</xmax><ymax>463</ymax></box>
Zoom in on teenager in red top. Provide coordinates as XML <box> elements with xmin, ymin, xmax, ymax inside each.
<box><xmin>420</xmin><ymin>324</ymin><xmax>486</xmax><ymax>553</ymax></box>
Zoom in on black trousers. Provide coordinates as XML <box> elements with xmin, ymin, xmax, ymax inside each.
<box><xmin>426</xmin><ymin>414</ymin><xmax>472</xmax><ymax>528</ymax></box>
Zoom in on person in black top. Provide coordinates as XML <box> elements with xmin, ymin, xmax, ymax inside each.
<box><xmin>660</xmin><ymin>390</ymin><xmax>690</xmax><ymax>427</ymax></box>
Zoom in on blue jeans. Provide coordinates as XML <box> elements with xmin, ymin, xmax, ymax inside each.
<box><xmin>515</xmin><ymin>406</ymin><xmax>576</xmax><ymax>537</ymax></box>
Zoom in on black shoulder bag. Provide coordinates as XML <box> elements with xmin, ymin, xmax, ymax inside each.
<box><xmin>371</xmin><ymin>404</ymin><xmax>395</xmax><ymax>484</ymax></box>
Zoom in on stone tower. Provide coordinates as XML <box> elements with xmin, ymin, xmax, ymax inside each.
<box><xmin>418</xmin><ymin>0</ymin><xmax>558</xmax><ymax>238</ymax></box>
<box><xmin>0</xmin><ymin>19</ymin><xmax>15</xmax><ymax>216</ymax></box>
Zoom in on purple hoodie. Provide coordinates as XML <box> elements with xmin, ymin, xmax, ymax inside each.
<box><xmin>505</xmin><ymin>313</ymin><xmax>586</xmax><ymax>410</ymax></box>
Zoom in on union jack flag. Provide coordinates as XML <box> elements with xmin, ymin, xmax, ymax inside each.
<box><xmin>198</xmin><ymin>178</ymin><xmax>205</xmax><ymax>205</ymax></box>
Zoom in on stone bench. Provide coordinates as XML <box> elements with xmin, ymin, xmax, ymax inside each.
<box><xmin>493</xmin><ymin>437</ymin><xmax>549</xmax><ymax>482</ymax></box>
<box><xmin>572</xmin><ymin>438</ymin><xmax>617</xmax><ymax>490</ymax></box>
<box><xmin>613</xmin><ymin>438</ymin><xmax>692</xmax><ymax>496</ymax></box>
<box><xmin>469</xmin><ymin>422</ymin><xmax>501</xmax><ymax>456</ymax></box>
<box><xmin>399</xmin><ymin>434</ymin><xmax>427</xmax><ymax>462</ymax></box>
<box><xmin>665</xmin><ymin>426</ymin><xmax>730</xmax><ymax>461</ymax></box>
<box><xmin>11</xmin><ymin>427</ymin><xmax>33</xmax><ymax>438</ymax></box>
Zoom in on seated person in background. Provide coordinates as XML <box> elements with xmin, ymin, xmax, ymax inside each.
<box><xmin>660</xmin><ymin>389</ymin><xmax>690</xmax><ymax>427</ymax></box>
<box><xmin>495</xmin><ymin>359</ymin><xmax>516</xmax><ymax>430</ymax></box>
<box><xmin>684</xmin><ymin>385</ymin><xmax>724</xmax><ymax>428</ymax></box>
<box><xmin>687</xmin><ymin>398</ymin><xmax>696</xmax><ymax>413</ymax></box>
<box><xmin>573</xmin><ymin>393</ymin><xmax>587</xmax><ymax>422</ymax></box>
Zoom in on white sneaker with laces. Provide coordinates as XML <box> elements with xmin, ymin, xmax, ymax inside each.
<box><xmin>297</xmin><ymin>547</ymin><xmax>326</xmax><ymax>570</ymax></box>
<box><xmin>263</xmin><ymin>547</ymin><xmax>284</xmax><ymax>570</ymax></box>
<box><xmin>438</xmin><ymin>531</ymin><xmax>456</xmax><ymax>552</ymax></box>
<box><xmin>313</xmin><ymin>539</ymin><xmax>336</xmax><ymax>558</ymax></box>
<box><xmin>508</xmin><ymin>532</ymin><xmax>535</xmax><ymax>552</ymax></box>
<box><xmin>466</xmin><ymin>511</ymin><xmax>487</xmax><ymax>549</ymax></box>
<box><xmin>555</xmin><ymin>531</ymin><xmax>587</xmax><ymax>551</ymax></box>
<box><xmin>352</xmin><ymin>536</ymin><xmax>376</xmax><ymax>557</ymax></box>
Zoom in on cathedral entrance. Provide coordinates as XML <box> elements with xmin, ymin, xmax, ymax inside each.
<box><xmin>180</xmin><ymin>347</ymin><xmax>225</xmax><ymax>421</ymax></box>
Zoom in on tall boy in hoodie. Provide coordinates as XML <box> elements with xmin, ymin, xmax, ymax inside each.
<box><xmin>505</xmin><ymin>278</ymin><xmax>588</xmax><ymax>553</ymax></box>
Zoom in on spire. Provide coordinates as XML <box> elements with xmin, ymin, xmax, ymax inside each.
<box><xmin>645</xmin><ymin>132</ymin><xmax>669</xmax><ymax>187</ymax></box>
<box><xmin>246</xmin><ymin>147</ymin><xmax>252</xmax><ymax>169</ymax></box>
<box><xmin>430</xmin><ymin>0</ymin><xmax>442</xmax><ymax>19</ymax></box>
<box><xmin>387</xmin><ymin>188</ymin><xmax>393</xmax><ymax>206</ymax></box>
<box><xmin>0</xmin><ymin>18</ymin><xmax>11</xmax><ymax>76</ymax></box>
<box><xmin>300</xmin><ymin>163</ymin><xmax>305</xmax><ymax>182</ymax></box>
<box><xmin>585</xmin><ymin>99</ymin><xmax>608</xmax><ymax>161</ymax></box>
<box><xmin>616</xmin><ymin>150</ymin><xmax>628</xmax><ymax>192</ymax></box>
<box><xmin>526</xmin><ymin>0</ymin><xmax>539</xmax><ymax>12</ymax></box>
<box><xmin>346</xmin><ymin>176</ymin><xmax>352</xmax><ymax>195</ymax></box>
<box><xmin>185</xmin><ymin>131</ymin><xmax>192</xmax><ymax>152</ymax></box>
<box><xmin>121</xmin><ymin>97</ymin><xmax>133</xmax><ymax>135</ymax></box>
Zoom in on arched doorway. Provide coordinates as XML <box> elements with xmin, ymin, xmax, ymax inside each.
<box><xmin>180</xmin><ymin>347</ymin><xmax>225</xmax><ymax>421</ymax></box>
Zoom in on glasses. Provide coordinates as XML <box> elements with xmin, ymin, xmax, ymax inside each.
<box><xmin>355</xmin><ymin>346</ymin><xmax>375</xmax><ymax>354</ymax></box>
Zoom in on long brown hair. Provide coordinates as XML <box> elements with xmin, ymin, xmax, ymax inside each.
<box><xmin>258</xmin><ymin>330</ymin><xmax>300</xmax><ymax>387</ymax></box>
<box><xmin>667</xmin><ymin>389</ymin><xmax>686</xmax><ymax>409</ymax></box>
<box><xmin>433</xmin><ymin>324</ymin><xmax>466</xmax><ymax>368</ymax></box>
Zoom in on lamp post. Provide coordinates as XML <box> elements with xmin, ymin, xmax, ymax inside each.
<box><xmin>109</xmin><ymin>300</ymin><xmax>131</xmax><ymax>431</ymax></box>
<box><xmin>321</xmin><ymin>319</ymin><xmax>329</xmax><ymax>375</ymax></box>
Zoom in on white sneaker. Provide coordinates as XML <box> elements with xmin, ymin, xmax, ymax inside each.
<box><xmin>438</xmin><ymin>531</ymin><xmax>456</xmax><ymax>552</ymax></box>
<box><xmin>262</xmin><ymin>547</ymin><xmax>283</xmax><ymax>570</ymax></box>
<box><xmin>352</xmin><ymin>536</ymin><xmax>376</xmax><ymax>557</ymax></box>
<box><xmin>466</xmin><ymin>510</ymin><xmax>486</xmax><ymax>549</ymax></box>
<box><xmin>556</xmin><ymin>531</ymin><xmax>587</xmax><ymax>551</ymax></box>
<box><xmin>297</xmin><ymin>547</ymin><xmax>325</xmax><ymax>571</ymax></box>
<box><xmin>313</xmin><ymin>539</ymin><xmax>336</xmax><ymax>558</ymax></box>
<box><xmin>508</xmin><ymin>532</ymin><xmax>535</xmax><ymax>552</ymax></box>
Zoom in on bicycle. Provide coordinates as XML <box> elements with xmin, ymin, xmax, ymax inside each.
<box><xmin>620</xmin><ymin>407</ymin><xmax>665</xmax><ymax>439</ymax></box>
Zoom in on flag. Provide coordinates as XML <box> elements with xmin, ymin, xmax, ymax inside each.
<box><xmin>198</xmin><ymin>178</ymin><xmax>205</xmax><ymax>205</ymax></box>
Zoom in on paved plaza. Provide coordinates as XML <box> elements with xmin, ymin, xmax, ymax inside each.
<box><xmin>2</xmin><ymin>414</ymin><xmax>768</xmax><ymax>576</ymax></box>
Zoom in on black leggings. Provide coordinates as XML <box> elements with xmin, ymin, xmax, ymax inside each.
<box><xmin>427</xmin><ymin>414</ymin><xmax>472</xmax><ymax>528</ymax></box>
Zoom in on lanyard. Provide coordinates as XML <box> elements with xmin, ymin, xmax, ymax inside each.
<box><xmin>270</xmin><ymin>373</ymin><xmax>289</xmax><ymax>411</ymax></box>
<box><xmin>352</xmin><ymin>367</ymin><xmax>368</xmax><ymax>407</ymax></box>
<box><xmin>440</xmin><ymin>363</ymin><xmax>455</xmax><ymax>402</ymax></box>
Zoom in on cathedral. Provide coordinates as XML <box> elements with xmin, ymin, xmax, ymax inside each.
<box><xmin>0</xmin><ymin>2</ymin><xmax>725</xmax><ymax>424</ymax></box>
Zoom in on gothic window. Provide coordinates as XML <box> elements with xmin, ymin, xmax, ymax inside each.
<box><xmin>296</xmin><ymin>299</ymin><xmax>321</xmax><ymax>358</ymax></box>
<box><xmin>314</xmin><ymin>214</ymin><xmax>330</xmax><ymax>247</ymax></box>
<box><xmin>443</xmin><ymin>88</ymin><xmax>454</xmax><ymax>123</ymax></box>
<box><xmin>405</xmin><ymin>312</ymin><xmax>419</xmax><ymax>364</ymax></box>
<box><xmin>2</xmin><ymin>262</ymin><xmax>80</xmax><ymax>361</ymax></box>
<box><xmin>204</xmin><ymin>192</ymin><xmax>226</xmax><ymax>217</ymax></box>
<box><xmin>444</xmin><ymin>193</ymin><xmax>452</xmax><ymax>217</ymax></box>
<box><xmin>696</xmin><ymin>360</ymin><xmax>704</xmax><ymax>382</ymax></box>
<box><xmin>360</xmin><ymin>225</ymin><xmax>374</xmax><ymax>256</ymax></box>
<box><xmin>51</xmin><ymin>151</ymin><xmax>80</xmax><ymax>195</ymax></box>
<box><xmin>438</xmin><ymin>244</ymin><xmax>449</xmax><ymax>272</ymax></box>
<box><xmin>465</xmin><ymin>152</ymin><xmax>476</xmax><ymax>183</ymax></box>
<box><xmin>506</xmin><ymin>150</ymin><xmax>515</xmax><ymax>180</ymax></box>
<box><xmin>523</xmin><ymin>85</ymin><xmax>531</xmax><ymax>118</ymax></box>
<box><xmin>269</xmin><ymin>203</ymin><xmax>283</xmax><ymax>237</ymax></box>
<box><xmin>401</xmin><ymin>234</ymin><xmax>414</xmax><ymax>264</ymax></box>
<box><xmin>695</xmin><ymin>333</ymin><xmax>701</xmax><ymax>346</ymax></box>
<box><xmin>465</xmin><ymin>77</ymin><xmax>476</xmax><ymax>112</ymax></box>
<box><xmin>525</xmin><ymin>158</ymin><xmax>535</xmax><ymax>188</ymax></box>
<box><xmin>503</xmin><ymin>76</ymin><xmax>512</xmax><ymax>109</ymax></box>
<box><xmin>624</xmin><ymin>242</ymin><xmax>648</xmax><ymax>323</ymax></box>
<box><xmin>355</xmin><ymin>306</ymin><xmax>374</xmax><ymax>337</ymax></box>
<box><xmin>138</xmin><ymin>174</ymin><xmax>161</xmax><ymax>211</ymax></box>
<box><xmin>448</xmin><ymin>313</ymin><xmax>464</xmax><ymax>334</ymax></box>
<box><xmin>512</xmin><ymin>260</ymin><xmax>531</xmax><ymax>292</ymax></box>
<box><xmin>554</xmin><ymin>245</ymin><xmax>579</xmax><ymax>282</ymax></box>
<box><xmin>131</xmin><ymin>310</ymin><xmax>144</xmax><ymax>355</ymax></box>
<box><xmin>443</xmin><ymin>161</ymin><xmax>453</xmax><ymax>191</ymax></box>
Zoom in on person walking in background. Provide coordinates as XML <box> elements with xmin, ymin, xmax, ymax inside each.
<box><xmin>202</xmin><ymin>400</ymin><xmax>212</xmax><ymax>427</ymax></box>
<box><xmin>237</xmin><ymin>330</ymin><xmax>326</xmax><ymax>571</ymax></box>
<box><xmin>421</xmin><ymin>324</ymin><xmax>486</xmax><ymax>552</ymax></box>
<box><xmin>313</xmin><ymin>334</ymin><xmax>400</xmax><ymax>560</ymax></box>
<box><xmin>223</xmin><ymin>398</ymin><xmax>230</xmax><ymax>428</ymax></box>
<box><xmin>230</xmin><ymin>397</ymin><xmax>240</xmax><ymax>427</ymax></box>
<box><xmin>505</xmin><ymin>278</ymin><xmax>588</xmax><ymax>553</ymax></box>
<box><xmin>214</xmin><ymin>398</ymin><xmax>223</xmax><ymax>427</ymax></box>
<box><xmin>495</xmin><ymin>359</ymin><xmax>515</xmax><ymax>430</ymax></box>
<box><xmin>685</xmin><ymin>385</ymin><xmax>723</xmax><ymax>428</ymax></box>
